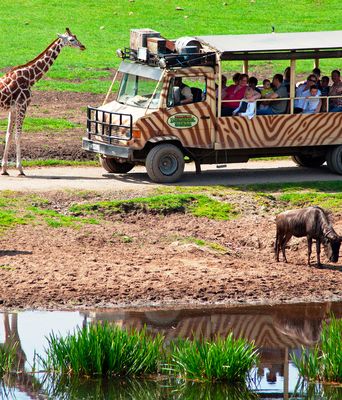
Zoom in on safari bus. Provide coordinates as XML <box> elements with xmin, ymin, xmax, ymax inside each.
<box><xmin>82</xmin><ymin>29</ymin><xmax>342</xmax><ymax>182</ymax></box>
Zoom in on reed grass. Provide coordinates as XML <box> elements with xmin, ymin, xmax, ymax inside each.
<box><xmin>0</xmin><ymin>343</ymin><xmax>17</xmax><ymax>376</ymax></box>
<box><xmin>165</xmin><ymin>333</ymin><xmax>259</xmax><ymax>383</ymax></box>
<box><xmin>43</xmin><ymin>322</ymin><xmax>164</xmax><ymax>377</ymax></box>
<box><xmin>42</xmin><ymin>324</ymin><xmax>259</xmax><ymax>383</ymax></box>
<box><xmin>292</xmin><ymin>316</ymin><xmax>342</xmax><ymax>383</ymax></box>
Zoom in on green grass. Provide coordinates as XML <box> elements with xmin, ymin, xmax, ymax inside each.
<box><xmin>21</xmin><ymin>159</ymin><xmax>99</xmax><ymax>167</ymax></box>
<box><xmin>1</xmin><ymin>1</ymin><xmax>342</xmax><ymax>92</ymax></box>
<box><xmin>0</xmin><ymin>117</ymin><xmax>80</xmax><ymax>132</ymax></box>
<box><xmin>69</xmin><ymin>193</ymin><xmax>238</xmax><ymax>221</ymax></box>
<box><xmin>0</xmin><ymin>342</ymin><xmax>17</xmax><ymax>376</ymax></box>
<box><xmin>234</xmin><ymin>180</ymin><xmax>342</xmax><ymax>210</ymax></box>
<box><xmin>292</xmin><ymin>316</ymin><xmax>342</xmax><ymax>383</ymax></box>
<box><xmin>181</xmin><ymin>236</ymin><xmax>228</xmax><ymax>253</ymax></box>
<box><xmin>41</xmin><ymin>323</ymin><xmax>259</xmax><ymax>383</ymax></box>
<box><xmin>236</xmin><ymin>181</ymin><xmax>342</xmax><ymax>193</ymax></box>
<box><xmin>166</xmin><ymin>333</ymin><xmax>259</xmax><ymax>383</ymax></box>
<box><xmin>42</xmin><ymin>322</ymin><xmax>164</xmax><ymax>377</ymax></box>
<box><xmin>0</xmin><ymin>192</ymin><xmax>98</xmax><ymax>234</ymax></box>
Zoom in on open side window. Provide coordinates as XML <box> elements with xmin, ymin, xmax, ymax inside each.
<box><xmin>167</xmin><ymin>76</ymin><xmax>207</xmax><ymax>107</ymax></box>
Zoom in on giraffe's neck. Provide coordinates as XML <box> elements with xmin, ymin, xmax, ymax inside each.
<box><xmin>18</xmin><ymin>38</ymin><xmax>65</xmax><ymax>86</ymax></box>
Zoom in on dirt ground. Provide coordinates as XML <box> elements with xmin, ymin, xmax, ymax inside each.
<box><xmin>0</xmin><ymin>203</ymin><xmax>341</xmax><ymax>310</ymax></box>
<box><xmin>0</xmin><ymin>91</ymin><xmax>341</xmax><ymax>310</ymax></box>
<box><xmin>0</xmin><ymin>91</ymin><xmax>103</xmax><ymax>161</ymax></box>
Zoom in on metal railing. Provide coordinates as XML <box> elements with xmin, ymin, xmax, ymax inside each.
<box><xmin>87</xmin><ymin>106</ymin><xmax>133</xmax><ymax>142</ymax></box>
<box><xmin>220</xmin><ymin>94</ymin><xmax>342</xmax><ymax>116</ymax></box>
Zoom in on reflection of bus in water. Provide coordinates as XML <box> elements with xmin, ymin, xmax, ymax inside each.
<box><xmin>83</xmin><ymin>302</ymin><xmax>342</xmax><ymax>394</ymax></box>
<box><xmin>83</xmin><ymin>29</ymin><xmax>342</xmax><ymax>182</ymax></box>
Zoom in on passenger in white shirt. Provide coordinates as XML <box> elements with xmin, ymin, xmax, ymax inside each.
<box><xmin>303</xmin><ymin>85</ymin><xmax>322</xmax><ymax>114</ymax></box>
<box><xmin>233</xmin><ymin>87</ymin><xmax>256</xmax><ymax>119</ymax></box>
<box><xmin>294</xmin><ymin>74</ymin><xmax>318</xmax><ymax>113</ymax></box>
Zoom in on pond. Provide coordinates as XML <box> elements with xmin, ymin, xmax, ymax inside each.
<box><xmin>0</xmin><ymin>301</ymin><xmax>341</xmax><ymax>399</ymax></box>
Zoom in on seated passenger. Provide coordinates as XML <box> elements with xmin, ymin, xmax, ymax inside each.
<box><xmin>222</xmin><ymin>73</ymin><xmax>249</xmax><ymax>116</ymax></box>
<box><xmin>283</xmin><ymin>67</ymin><xmax>291</xmax><ymax>94</ymax></box>
<box><xmin>329</xmin><ymin>70</ymin><xmax>342</xmax><ymax>112</ymax></box>
<box><xmin>257</xmin><ymin>74</ymin><xmax>288</xmax><ymax>115</ymax></box>
<box><xmin>216</xmin><ymin>75</ymin><xmax>228</xmax><ymax>99</ymax></box>
<box><xmin>312</xmin><ymin>67</ymin><xmax>322</xmax><ymax>89</ymax></box>
<box><xmin>174</xmin><ymin>77</ymin><xmax>193</xmax><ymax>105</ymax></box>
<box><xmin>320</xmin><ymin>76</ymin><xmax>330</xmax><ymax>112</ymax></box>
<box><xmin>248</xmin><ymin>77</ymin><xmax>261</xmax><ymax>94</ymax></box>
<box><xmin>261</xmin><ymin>79</ymin><xmax>273</xmax><ymax>97</ymax></box>
<box><xmin>294</xmin><ymin>74</ymin><xmax>318</xmax><ymax>113</ymax></box>
<box><xmin>320</xmin><ymin>76</ymin><xmax>330</xmax><ymax>96</ymax></box>
<box><xmin>232</xmin><ymin>72</ymin><xmax>241</xmax><ymax>85</ymax></box>
<box><xmin>232</xmin><ymin>87</ymin><xmax>256</xmax><ymax>119</ymax></box>
<box><xmin>303</xmin><ymin>85</ymin><xmax>322</xmax><ymax>114</ymax></box>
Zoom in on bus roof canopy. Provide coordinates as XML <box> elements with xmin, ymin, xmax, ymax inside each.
<box><xmin>195</xmin><ymin>31</ymin><xmax>342</xmax><ymax>60</ymax></box>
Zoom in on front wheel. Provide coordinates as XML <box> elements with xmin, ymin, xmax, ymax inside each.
<box><xmin>100</xmin><ymin>157</ymin><xmax>134</xmax><ymax>173</ymax></box>
<box><xmin>327</xmin><ymin>146</ymin><xmax>342</xmax><ymax>174</ymax></box>
<box><xmin>145</xmin><ymin>144</ymin><xmax>185</xmax><ymax>183</ymax></box>
<box><xmin>291</xmin><ymin>154</ymin><xmax>326</xmax><ymax>168</ymax></box>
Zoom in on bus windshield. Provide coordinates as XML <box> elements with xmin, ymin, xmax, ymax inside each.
<box><xmin>117</xmin><ymin>73</ymin><xmax>161</xmax><ymax>109</ymax></box>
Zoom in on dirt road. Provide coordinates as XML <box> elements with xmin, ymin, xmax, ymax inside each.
<box><xmin>0</xmin><ymin>160</ymin><xmax>339</xmax><ymax>192</ymax></box>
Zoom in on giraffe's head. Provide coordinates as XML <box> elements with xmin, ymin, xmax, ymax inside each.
<box><xmin>58</xmin><ymin>28</ymin><xmax>86</xmax><ymax>51</ymax></box>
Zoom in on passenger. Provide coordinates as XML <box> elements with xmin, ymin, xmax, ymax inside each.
<box><xmin>248</xmin><ymin>76</ymin><xmax>261</xmax><ymax>94</ymax></box>
<box><xmin>312</xmin><ymin>67</ymin><xmax>322</xmax><ymax>89</ymax></box>
<box><xmin>320</xmin><ymin>76</ymin><xmax>330</xmax><ymax>112</ymax></box>
<box><xmin>283</xmin><ymin>67</ymin><xmax>291</xmax><ymax>93</ymax></box>
<box><xmin>261</xmin><ymin>79</ymin><xmax>273</xmax><ymax>97</ymax></box>
<box><xmin>222</xmin><ymin>73</ymin><xmax>249</xmax><ymax>116</ymax></box>
<box><xmin>257</xmin><ymin>74</ymin><xmax>288</xmax><ymax>115</ymax></box>
<box><xmin>259</xmin><ymin>79</ymin><xmax>274</xmax><ymax>110</ymax></box>
<box><xmin>303</xmin><ymin>85</ymin><xmax>322</xmax><ymax>114</ymax></box>
<box><xmin>294</xmin><ymin>74</ymin><xmax>318</xmax><ymax>113</ymax></box>
<box><xmin>232</xmin><ymin>72</ymin><xmax>241</xmax><ymax>85</ymax></box>
<box><xmin>216</xmin><ymin>75</ymin><xmax>228</xmax><ymax>99</ymax></box>
<box><xmin>174</xmin><ymin>77</ymin><xmax>193</xmax><ymax>105</ymax></box>
<box><xmin>320</xmin><ymin>76</ymin><xmax>330</xmax><ymax>96</ymax></box>
<box><xmin>329</xmin><ymin>70</ymin><xmax>342</xmax><ymax>112</ymax></box>
<box><xmin>232</xmin><ymin>87</ymin><xmax>256</xmax><ymax>119</ymax></box>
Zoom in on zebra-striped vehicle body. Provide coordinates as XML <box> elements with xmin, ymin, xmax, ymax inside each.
<box><xmin>83</xmin><ymin>30</ymin><xmax>342</xmax><ymax>182</ymax></box>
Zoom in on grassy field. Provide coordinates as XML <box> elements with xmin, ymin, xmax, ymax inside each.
<box><xmin>1</xmin><ymin>1</ymin><xmax>342</xmax><ymax>93</ymax></box>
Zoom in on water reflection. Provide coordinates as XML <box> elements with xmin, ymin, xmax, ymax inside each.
<box><xmin>0</xmin><ymin>302</ymin><xmax>341</xmax><ymax>399</ymax></box>
<box><xmin>39</xmin><ymin>376</ymin><xmax>259</xmax><ymax>400</ymax></box>
<box><xmin>2</xmin><ymin>374</ymin><xmax>342</xmax><ymax>400</ymax></box>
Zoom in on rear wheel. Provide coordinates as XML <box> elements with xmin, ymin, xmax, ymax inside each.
<box><xmin>145</xmin><ymin>144</ymin><xmax>185</xmax><ymax>183</ymax></box>
<box><xmin>291</xmin><ymin>154</ymin><xmax>326</xmax><ymax>168</ymax></box>
<box><xmin>100</xmin><ymin>157</ymin><xmax>134</xmax><ymax>173</ymax></box>
<box><xmin>327</xmin><ymin>146</ymin><xmax>342</xmax><ymax>174</ymax></box>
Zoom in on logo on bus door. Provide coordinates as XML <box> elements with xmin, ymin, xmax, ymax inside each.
<box><xmin>167</xmin><ymin>113</ymin><xmax>199</xmax><ymax>129</ymax></box>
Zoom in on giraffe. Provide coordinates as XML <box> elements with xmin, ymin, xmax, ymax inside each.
<box><xmin>0</xmin><ymin>28</ymin><xmax>85</xmax><ymax>176</ymax></box>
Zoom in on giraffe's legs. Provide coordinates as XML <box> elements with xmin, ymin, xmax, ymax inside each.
<box><xmin>1</xmin><ymin>111</ymin><xmax>16</xmax><ymax>175</ymax></box>
<box><xmin>15</xmin><ymin>105</ymin><xmax>27</xmax><ymax>176</ymax></box>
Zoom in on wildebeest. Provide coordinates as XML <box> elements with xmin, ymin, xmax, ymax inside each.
<box><xmin>275</xmin><ymin>206</ymin><xmax>341</xmax><ymax>267</ymax></box>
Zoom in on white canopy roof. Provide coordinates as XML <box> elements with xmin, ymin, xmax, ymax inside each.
<box><xmin>195</xmin><ymin>31</ymin><xmax>342</xmax><ymax>60</ymax></box>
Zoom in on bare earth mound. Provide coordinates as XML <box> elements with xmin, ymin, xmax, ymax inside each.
<box><xmin>0</xmin><ymin>210</ymin><xmax>341</xmax><ymax>310</ymax></box>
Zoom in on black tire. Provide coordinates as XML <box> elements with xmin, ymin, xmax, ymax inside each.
<box><xmin>291</xmin><ymin>154</ymin><xmax>326</xmax><ymax>168</ymax></box>
<box><xmin>100</xmin><ymin>157</ymin><xmax>134</xmax><ymax>173</ymax></box>
<box><xmin>145</xmin><ymin>144</ymin><xmax>185</xmax><ymax>183</ymax></box>
<box><xmin>327</xmin><ymin>146</ymin><xmax>342</xmax><ymax>174</ymax></box>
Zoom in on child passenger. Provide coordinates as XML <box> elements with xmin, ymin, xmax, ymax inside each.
<box><xmin>261</xmin><ymin>79</ymin><xmax>273</xmax><ymax>97</ymax></box>
<box><xmin>303</xmin><ymin>85</ymin><xmax>322</xmax><ymax>114</ymax></box>
<box><xmin>232</xmin><ymin>87</ymin><xmax>256</xmax><ymax>119</ymax></box>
